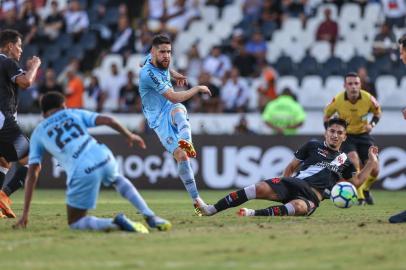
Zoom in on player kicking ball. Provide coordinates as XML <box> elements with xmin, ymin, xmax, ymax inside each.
<box><xmin>138</xmin><ymin>34</ymin><xmax>212</xmax><ymax>215</ymax></box>
<box><xmin>14</xmin><ymin>92</ymin><xmax>171</xmax><ymax>233</ymax></box>
<box><xmin>196</xmin><ymin>118</ymin><xmax>378</xmax><ymax>217</ymax></box>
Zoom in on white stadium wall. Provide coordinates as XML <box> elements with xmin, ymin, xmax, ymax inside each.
<box><xmin>18</xmin><ymin>111</ymin><xmax>406</xmax><ymax>135</ymax></box>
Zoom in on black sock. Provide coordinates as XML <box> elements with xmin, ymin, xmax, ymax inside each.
<box><xmin>3</xmin><ymin>166</ymin><xmax>27</xmax><ymax>196</ymax></box>
<box><xmin>254</xmin><ymin>205</ymin><xmax>288</xmax><ymax>216</ymax></box>
<box><xmin>0</xmin><ymin>171</ymin><xmax>5</xmax><ymax>188</ymax></box>
<box><xmin>214</xmin><ymin>189</ymin><xmax>248</xmax><ymax>212</ymax></box>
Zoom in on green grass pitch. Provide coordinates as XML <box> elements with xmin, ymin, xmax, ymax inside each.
<box><xmin>0</xmin><ymin>190</ymin><xmax>405</xmax><ymax>270</ymax></box>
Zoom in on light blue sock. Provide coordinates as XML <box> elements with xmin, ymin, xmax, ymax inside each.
<box><xmin>114</xmin><ymin>175</ymin><xmax>155</xmax><ymax>217</ymax></box>
<box><xmin>69</xmin><ymin>216</ymin><xmax>118</xmax><ymax>231</ymax></box>
<box><xmin>173</xmin><ymin>111</ymin><xmax>192</xmax><ymax>142</ymax></box>
<box><xmin>178</xmin><ymin>160</ymin><xmax>199</xmax><ymax>200</ymax></box>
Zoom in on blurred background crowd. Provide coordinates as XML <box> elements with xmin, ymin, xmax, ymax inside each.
<box><xmin>0</xmin><ymin>0</ymin><xmax>405</xmax><ymax>134</ymax></box>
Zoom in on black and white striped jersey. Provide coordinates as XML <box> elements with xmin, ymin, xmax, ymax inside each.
<box><xmin>294</xmin><ymin>139</ymin><xmax>356</xmax><ymax>193</ymax></box>
<box><xmin>0</xmin><ymin>53</ymin><xmax>24</xmax><ymax>117</ymax></box>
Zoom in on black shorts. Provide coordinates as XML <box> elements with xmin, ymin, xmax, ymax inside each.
<box><xmin>264</xmin><ymin>177</ymin><xmax>320</xmax><ymax>207</ymax></box>
<box><xmin>341</xmin><ymin>133</ymin><xmax>375</xmax><ymax>164</ymax></box>
<box><xmin>0</xmin><ymin>116</ymin><xmax>29</xmax><ymax>162</ymax></box>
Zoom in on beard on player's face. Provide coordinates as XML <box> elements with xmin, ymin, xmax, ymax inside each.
<box><xmin>156</xmin><ymin>57</ymin><xmax>170</xmax><ymax>68</ymax></box>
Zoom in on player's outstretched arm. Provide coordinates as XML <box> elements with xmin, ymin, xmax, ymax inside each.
<box><xmin>351</xmin><ymin>146</ymin><xmax>379</xmax><ymax>187</ymax></box>
<box><xmin>15</xmin><ymin>56</ymin><xmax>41</xmax><ymax>89</ymax></box>
<box><xmin>95</xmin><ymin>115</ymin><xmax>146</xmax><ymax>149</ymax></box>
<box><xmin>163</xmin><ymin>86</ymin><xmax>211</xmax><ymax>103</ymax></box>
<box><xmin>13</xmin><ymin>164</ymin><xmax>42</xmax><ymax>229</ymax></box>
<box><xmin>282</xmin><ymin>158</ymin><xmax>302</xmax><ymax>177</ymax></box>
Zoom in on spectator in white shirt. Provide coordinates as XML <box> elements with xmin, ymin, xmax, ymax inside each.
<box><xmin>143</xmin><ymin>0</ymin><xmax>165</xmax><ymax>32</ymax></box>
<box><xmin>221</xmin><ymin>67</ymin><xmax>251</xmax><ymax>113</ymax></box>
<box><xmin>203</xmin><ymin>46</ymin><xmax>232</xmax><ymax>80</ymax></box>
<box><xmin>381</xmin><ymin>0</ymin><xmax>406</xmax><ymax>28</ymax></box>
<box><xmin>110</xmin><ymin>15</ymin><xmax>135</xmax><ymax>58</ymax></box>
<box><xmin>64</xmin><ymin>0</ymin><xmax>89</xmax><ymax>39</ymax></box>
<box><xmin>100</xmin><ymin>63</ymin><xmax>126</xmax><ymax>111</ymax></box>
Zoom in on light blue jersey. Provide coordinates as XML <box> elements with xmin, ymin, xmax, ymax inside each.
<box><xmin>139</xmin><ymin>54</ymin><xmax>174</xmax><ymax>129</ymax></box>
<box><xmin>138</xmin><ymin>53</ymin><xmax>200</xmax><ymax>200</ymax></box>
<box><xmin>29</xmin><ymin>109</ymin><xmax>119</xmax><ymax>209</ymax></box>
<box><xmin>29</xmin><ymin>109</ymin><xmax>102</xmax><ymax>178</ymax></box>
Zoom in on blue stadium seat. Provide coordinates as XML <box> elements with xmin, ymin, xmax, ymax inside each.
<box><xmin>374</xmin><ymin>55</ymin><xmax>394</xmax><ymax>75</ymax></box>
<box><xmin>321</xmin><ymin>57</ymin><xmax>346</xmax><ymax>79</ymax></box>
<box><xmin>66</xmin><ymin>44</ymin><xmax>85</xmax><ymax>60</ymax></box>
<box><xmin>42</xmin><ymin>45</ymin><xmax>61</xmax><ymax>63</ymax></box>
<box><xmin>101</xmin><ymin>7</ymin><xmax>119</xmax><ymax>26</ymax></box>
<box><xmin>78</xmin><ymin>0</ymin><xmax>87</xmax><ymax>9</ymax></box>
<box><xmin>79</xmin><ymin>31</ymin><xmax>97</xmax><ymax>51</ymax></box>
<box><xmin>55</xmin><ymin>33</ymin><xmax>73</xmax><ymax>52</ymax></box>
<box><xmin>21</xmin><ymin>44</ymin><xmax>39</xmax><ymax>65</ymax></box>
<box><xmin>274</xmin><ymin>55</ymin><xmax>295</xmax><ymax>76</ymax></box>
<box><xmin>346</xmin><ymin>56</ymin><xmax>367</xmax><ymax>73</ymax></box>
<box><xmin>53</xmin><ymin>56</ymin><xmax>70</xmax><ymax>75</ymax></box>
<box><xmin>297</xmin><ymin>55</ymin><xmax>320</xmax><ymax>80</ymax></box>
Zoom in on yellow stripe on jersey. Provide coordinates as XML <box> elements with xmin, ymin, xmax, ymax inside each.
<box><xmin>324</xmin><ymin>90</ymin><xmax>381</xmax><ymax>134</ymax></box>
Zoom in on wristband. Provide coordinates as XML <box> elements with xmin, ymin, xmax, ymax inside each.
<box><xmin>370</xmin><ymin>116</ymin><xmax>379</xmax><ymax>127</ymax></box>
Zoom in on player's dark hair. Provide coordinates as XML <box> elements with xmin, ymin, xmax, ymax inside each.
<box><xmin>152</xmin><ymin>34</ymin><xmax>171</xmax><ymax>47</ymax></box>
<box><xmin>326</xmin><ymin>118</ymin><xmax>348</xmax><ymax>130</ymax></box>
<box><xmin>40</xmin><ymin>91</ymin><xmax>66</xmax><ymax>114</ymax></box>
<box><xmin>0</xmin><ymin>29</ymin><xmax>22</xmax><ymax>48</ymax></box>
<box><xmin>344</xmin><ymin>72</ymin><xmax>359</xmax><ymax>80</ymax></box>
<box><xmin>398</xmin><ymin>35</ymin><xmax>406</xmax><ymax>47</ymax></box>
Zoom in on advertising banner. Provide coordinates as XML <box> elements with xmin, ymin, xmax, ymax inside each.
<box><xmin>38</xmin><ymin>135</ymin><xmax>406</xmax><ymax>190</ymax></box>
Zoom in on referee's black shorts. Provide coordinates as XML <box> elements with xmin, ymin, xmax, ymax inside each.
<box><xmin>264</xmin><ymin>177</ymin><xmax>320</xmax><ymax>208</ymax></box>
<box><xmin>341</xmin><ymin>133</ymin><xmax>375</xmax><ymax>164</ymax></box>
<box><xmin>0</xmin><ymin>115</ymin><xmax>29</xmax><ymax>162</ymax></box>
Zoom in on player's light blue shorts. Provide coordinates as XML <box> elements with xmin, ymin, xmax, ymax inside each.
<box><xmin>66</xmin><ymin>144</ymin><xmax>118</xmax><ymax>210</ymax></box>
<box><xmin>153</xmin><ymin>103</ymin><xmax>188</xmax><ymax>154</ymax></box>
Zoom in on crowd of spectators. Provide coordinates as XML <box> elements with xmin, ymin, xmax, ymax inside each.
<box><xmin>0</xmin><ymin>0</ymin><xmax>397</xmax><ymax>135</ymax></box>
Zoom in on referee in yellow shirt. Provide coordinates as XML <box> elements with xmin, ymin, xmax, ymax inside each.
<box><xmin>324</xmin><ymin>72</ymin><xmax>382</xmax><ymax>205</ymax></box>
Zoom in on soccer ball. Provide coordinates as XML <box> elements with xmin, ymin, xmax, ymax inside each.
<box><xmin>330</xmin><ymin>182</ymin><xmax>358</xmax><ymax>208</ymax></box>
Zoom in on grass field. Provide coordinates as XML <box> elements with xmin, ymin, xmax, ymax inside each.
<box><xmin>0</xmin><ymin>190</ymin><xmax>405</xmax><ymax>270</ymax></box>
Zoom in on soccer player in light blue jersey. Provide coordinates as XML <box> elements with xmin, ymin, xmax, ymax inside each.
<box><xmin>139</xmin><ymin>34</ymin><xmax>211</xmax><ymax>215</ymax></box>
<box><xmin>14</xmin><ymin>92</ymin><xmax>171</xmax><ymax>233</ymax></box>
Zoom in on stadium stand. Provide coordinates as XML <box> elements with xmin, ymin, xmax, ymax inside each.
<box><xmin>0</xmin><ymin>0</ymin><xmax>404</xmax><ymax>135</ymax></box>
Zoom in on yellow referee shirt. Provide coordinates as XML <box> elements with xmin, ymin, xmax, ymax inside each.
<box><xmin>324</xmin><ymin>90</ymin><xmax>382</xmax><ymax>135</ymax></box>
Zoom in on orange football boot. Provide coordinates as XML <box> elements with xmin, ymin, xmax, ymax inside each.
<box><xmin>0</xmin><ymin>191</ymin><xmax>16</xmax><ymax>218</ymax></box>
